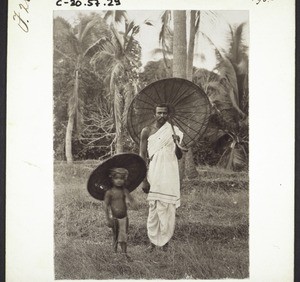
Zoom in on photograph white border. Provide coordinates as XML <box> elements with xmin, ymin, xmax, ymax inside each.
<box><xmin>6</xmin><ymin>0</ymin><xmax>295</xmax><ymax>281</ymax></box>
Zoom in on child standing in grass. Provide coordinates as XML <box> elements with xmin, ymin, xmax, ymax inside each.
<box><xmin>104</xmin><ymin>167</ymin><xmax>137</xmax><ymax>257</ymax></box>
<box><xmin>87</xmin><ymin>154</ymin><xmax>147</xmax><ymax>258</ymax></box>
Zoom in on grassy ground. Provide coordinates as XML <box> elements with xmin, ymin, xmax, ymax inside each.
<box><xmin>54</xmin><ymin>161</ymin><xmax>249</xmax><ymax>279</ymax></box>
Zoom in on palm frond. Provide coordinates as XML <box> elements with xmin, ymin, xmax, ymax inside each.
<box><xmin>159</xmin><ymin>10</ymin><xmax>173</xmax><ymax>69</ymax></box>
<box><xmin>111</xmin><ymin>26</ymin><xmax>125</xmax><ymax>54</ymax></box>
<box><xmin>104</xmin><ymin>10</ymin><xmax>128</xmax><ymax>24</ymax></box>
<box><xmin>236</xmin><ymin>55</ymin><xmax>248</xmax><ymax>75</ymax></box>
<box><xmin>53</xmin><ymin>48</ymin><xmax>77</xmax><ymax>64</ymax></box>
<box><xmin>125</xmin><ymin>20</ymin><xmax>135</xmax><ymax>38</ymax></box>
<box><xmin>103</xmin><ymin>10</ymin><xmax>113</xmax><ymax>22</ymax></box>
<box><xmin>195</xmin><ymin>11</ymin><xmax>201</xmax><ymax>32</ymax></box>
<box><xmin>201</xmin><ymin>31</ymin><xmax>223</xmax><ymax>58</ymax></box>
<box><xmin>218</xmin><ymin>142</ymin><xmax>247</xmax><ymax>171</ymax></box>
<box><xmin>114</xmin><ymin>10</ymin><xmax>128</xmax><ymax>23</ymax></box>
<box><xmin>53</xmin><ymin>16</ymin><xmax>72</xmax><ymax>30</ymax></box>
<box><xmin>229</xmin><ymin>23</ymin><xmax>246</xmax><ymax>64</ymax></box>
<box><xmin>78</xmin><ymin>17</ymin><xmax>96</xmax><ymax>42</ymax></box>
<box><xmin>90</xmin><ymin>50</ymin><xmax>113</xmax><ymax>70</ymax></box>
<box><xmin>151</xmin><ymin>48</ymin><xmax>172</xmax><ymax>56</ymax></box>
<box><xmin>124</xmin><ymin>24</ymin><xmax>138</xmax><ymax>55</ymax></box>
<box><xmin>144</xmin><ymin>20</ymin><xmax>153</xmax><ymax>26</ymax></box>
<box><xmin>217</xmin><ymin>141</ymin><xmax>235</xmax><ymax>170</ymax></box>
<box><xmin>54</xmin><ymin>17</ymin><xmax>80</xmax><ymax>57</ymax></box>
<box><xmin>214</xmin><ymin>53</ymin><xmax>246</xmax><ymax>117</ymax></box>
<box><xmin>83</xmin><ymin>36</ymin><xmax>111</xmax><ymax>58</ymax></box>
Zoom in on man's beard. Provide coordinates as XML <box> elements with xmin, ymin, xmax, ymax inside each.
<box><xmin>158</xmin><ymin>117</ymin><xmax>167</xmax><ymax>124</ymax></box>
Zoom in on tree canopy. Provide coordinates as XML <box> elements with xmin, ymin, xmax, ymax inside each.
<box><xmin>53</xmin><ymin>11</ymin><xmax>249</xmax><ymax>171</ymax></box>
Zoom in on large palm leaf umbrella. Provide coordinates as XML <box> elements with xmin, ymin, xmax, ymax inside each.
<box><xmin>87</xmin><ymin>153</ymin><xmax>147</xmax><ymax>201</ymax></box>
<box><xmin>127</xmin><ymin>78</ymin><xmax>211</xmax><ymax>148</ymax></box>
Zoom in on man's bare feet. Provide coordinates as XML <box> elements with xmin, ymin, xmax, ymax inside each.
<box><xmin>146</xmin><ymin>243</ymin><xmax>156</xmax><ymax>252</ymax></box>
<box><xmin>162</xmin><ymin>242</ymin><xmax>169</xmax><ymax>252</ymax></box>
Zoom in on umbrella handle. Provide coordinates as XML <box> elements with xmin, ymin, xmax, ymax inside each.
<box><xmin>169</xmin><ymin>119</ymin><xmax>189</xmax><ymax>152</ymax></box>
<box><xmin>175</xmin><ymin>141</ymin><xmax>189</xmax><ymax>152</ymax></box>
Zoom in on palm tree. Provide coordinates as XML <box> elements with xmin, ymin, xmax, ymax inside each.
<box><xmin>144</xmin><ymin>10</ymin><xmax>202</xmax><ymax>179</ymax></box>
<box><xmin>186</xmin><ymin>11</ymin><xmax>200</xmax><ymax>80</ymax></box>
<box><xmin>173</xmin><ymin>11</ymin><xmax>187</xmax><ymax>79</ymax></box>
<box><xmin>90</xmin><ymin>20</ymin><xmax>142</xmax><ymax>153</ymax></box>
<box><xmin>157</xmin><ymin>10</ymin><xmax>173</xmax><ymax>72</ymax></box>
<box><xmin>103</xmin><ymin>10</ymin><xmax>128</xmax><ymax>27</ymax></box>
<box><xmin>53</xmin><ymin>14</ymin><xmax>111</xmax><ymax>163</ymax></box>
<box><xmin>172</xmin><ymin>11</ymin><xmax>205</xmax><ymax>179</ymax></box>
<box><xmin>197</xmin><ymin>23</ymin><xmax>249</xmax><ymax>170</ymax></box>
<box><xmin>158</xmin><ymin>10</ymin><xmax>216</xmax><ymax>80</ymax></box>
<box><xmin>156</xmin><ymin>11</ymin><xmax>248</xmax><ymax>171</ymax></box>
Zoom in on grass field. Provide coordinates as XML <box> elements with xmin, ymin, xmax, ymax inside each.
<box><xmin>54</xmin><ymin>161</ymin><xmax>249</xmax><ymax>279</ymax></box>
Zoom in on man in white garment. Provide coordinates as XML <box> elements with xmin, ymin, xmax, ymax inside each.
<box><xmin>140</xmin><ymin>104</ymin><xmax>183</xmax><ymax>251</ymax></box>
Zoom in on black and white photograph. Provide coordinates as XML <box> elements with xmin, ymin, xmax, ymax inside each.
<box><xmin>6</xmin><ymin>1</ymin><xmax>294</xmax><ymax>281</ymax></box>
<box><xmin>53</xmin><ymin>9</ymin><xmax>249</xmax><ymax>280</ymax></box>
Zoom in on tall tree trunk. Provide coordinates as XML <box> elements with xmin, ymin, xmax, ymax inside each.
<box><xmin>173</xmin><ymin>11</ymin><xmax>198</xmax><ymax>180</ymax></box>
<box><xmin>173</xmin><ymin>11</ymin><xmax>187</xmax><ymax>79</ymax></box>
<box><xmin>186</xmin><ymin>10</ymin><xmax>196</xmax><ymax>80</ymax></box>
<box><xmin>173</xmin><ymin>11</ymin><xmax>187</xmax><ymax>181</ymax></box>
<box><xmin>65</xmin><ymin>68</ymin><xmax>79</xmax><ymax>163</ymax></box>
<box><xmin>184</xmin><ymin>149</ymin><xmax>198</xmax><ymax>179</ymax></box>
<box><xmin>115</xmin><ymin>131</ymin><xmax>124</xmax><ymax>154</ymax></box>
<box><xmin>185</xmin><ymin>10</ymin><xmax>199</xmax><ymax>179</ymax></box>
<box><xmin>65</xmin><ymin>114</ymin><xmax>74</xmax><ymax>163</ymax></box>
<box><xmin>114</xmin><ymin>89</ymin><xmax>124</xmax><ymax>154</ymax></box>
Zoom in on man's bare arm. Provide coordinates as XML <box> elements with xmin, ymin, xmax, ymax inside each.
<box><xmin>139</xmin><ymin>127</ymin><xmax>149</xmax><ymax>162</ymax></box>
<box><xmin>139</xmin><ymin>127</ymin><xmax>150</xmax><ymax>193</ymax></box>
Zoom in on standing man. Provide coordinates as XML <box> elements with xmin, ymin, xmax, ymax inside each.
<box><xmin>139</xmin><ymin>104</ymin><xmax>183</xmax><ymax>251</ymax></box>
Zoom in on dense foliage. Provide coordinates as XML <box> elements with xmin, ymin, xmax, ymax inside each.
<box><xmin>53</xmin><ymin>12</ymin><xmax>248</xmax><ymax>171</ymax></box>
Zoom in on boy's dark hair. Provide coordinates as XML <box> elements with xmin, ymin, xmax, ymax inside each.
<box><xmin>109</xmin><ymin>168</ymin><xmax>129</xmax><ymax>179</ymax></box>
<box><xmin>108</xmin><ymin>168</ymin><xmax>129</xmax><ymax>188</ymax></box>
<box><xmin>109</xmin><ymin>167</ymin><xmax>129</xmax><ymax>178</ymax></box>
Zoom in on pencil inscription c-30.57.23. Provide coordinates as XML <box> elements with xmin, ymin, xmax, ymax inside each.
<box><xmin>56</xmin><ymin>0</ymin><xmax>121</xmax><ymax>7</ymax></box>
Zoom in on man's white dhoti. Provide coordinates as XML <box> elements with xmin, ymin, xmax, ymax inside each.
<box><xmin>146</xmin><ymin>122</ymin><xmax>183</xmax><ymax>246</ymax></box>
<box><xmin>147</xmin><ymin>200</ymin><xmax>176</xmax><ymax>246</ymax></box>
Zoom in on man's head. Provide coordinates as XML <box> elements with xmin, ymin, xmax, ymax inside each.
<box><xmin>155</xmin><ymin>104</ymin><xmax>169</xmax><ymax>125</ymax></box>
<box><xmin>109</xmin><ymin>167</ymin><xmax>129</xmax><ymax>187</ymax></box>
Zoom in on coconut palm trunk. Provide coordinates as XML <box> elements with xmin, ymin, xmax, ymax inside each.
<box><xmin>173</xmin><ymin>11</ymin><xmax>187</xmax><ymax>79</ymax></box>
<box><xmin>115</xmin><ymin>133</ymin><xmax>124</xmax><ymax>153</ymax></box>
<box><xmin>65</xmin><ymin>114</ymin><xmax>74</xmax><ymax>163</ymax></box>
<box><xmin>65</xmin><ymin>68</ymin><xmax>79</xmax><ymax>163</ymax></box>
<box><xmin>173</xmin><ymin>11</ymin><xmax>187</xmax><ymax>181</ymax></box>
<box><xmin>186</xmin><ymin>10</ymin><xmax>196</xmax><ymax>80</ymax></box>
<box><xmin>114</xmin><ymin>88</ymin><xmax>124</xmax><ymax>154</ymax></box>
<box><xmin>184</xmin><ymin>10</ymin><xmax>200</xmax><ymax>179</ymax></box>
<box><xmin>54</xmin><ymin>15</ymin><xmax>111</xmax><ymax>162</ymax></box>
<box><xmin>173</xmin><ymin>10</ymin><xmax>199</xmax><ymax>180</ymax></box>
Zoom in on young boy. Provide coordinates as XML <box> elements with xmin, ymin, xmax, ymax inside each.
<box><xmin>103</xmin><ymin>167</ymin><xmax>136</xmax><ymax>257</ymax></box>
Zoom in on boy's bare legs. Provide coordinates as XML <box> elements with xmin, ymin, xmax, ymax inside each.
<box><xmin>120</xmin><ymin>242</ymin><xmax>133</xmax><ymax>261</ymax></box>
<box><xmin>112</xmin><ymin>219</ymin><xmax>118</xmax><ymax>253</ymax></box>
<box><xmin>113</xmin><ymin>240</ymin><xmax>118</xmax><ymax>253</ymax></box>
